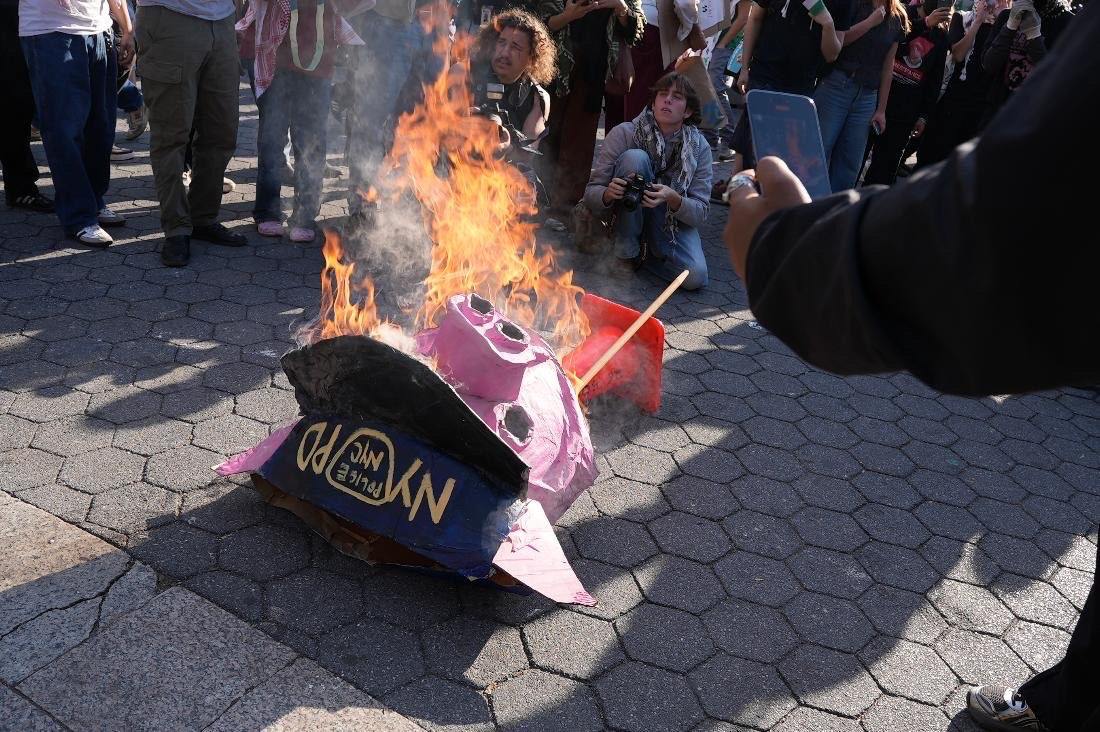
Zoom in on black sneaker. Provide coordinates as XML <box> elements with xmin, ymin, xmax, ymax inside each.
<box><xmin>161</xmin><ymin>234</ymin><xmax>191</xmax><ymax>267</ymax></box>
<box><xmin>191</xmin><ymin>223</ymin><xmax>246</xmax><ymax>247</ymax></box>
<box><xmin>968</xmin><ymin>686</ymin><xmax>1049</xmax><ymax>732</ymax></box>
<box><xmin>6</xmin><ymin>192</ymin><xmax>55</xmax><ymax>213</ymax></box>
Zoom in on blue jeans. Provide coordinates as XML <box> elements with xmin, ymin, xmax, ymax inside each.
<box><xmin>345</xmin><ymin>10</ymin><xmax>431</xmax><ymax>211</ymax></box>
<box><xmin>703</xmin><ymin>44</ymin><xmax>739</xmax><ymax>148</ymax></box>
<box><xmin>254</xmin><ymin>68</ymin><xmax>332</xmax><ymax>228</ymax></box>
<box><xmin>117</xmin><ymin>79</ymin><xmax>143</xmax><ymax>113</ymax></box>
<box><xmin>21</xmin><ymin>31</ymin><xmax>116</xmax><ymax>233</ymax></box>
<box><xmin>611</xmin><ymin>149</ymin><xmax>708</xmax><ymax>291</ymax></box>
<box><xmin>814</xmin><ymin>69</ymin><xmax>878</xmax><ymax>192</ymax></box>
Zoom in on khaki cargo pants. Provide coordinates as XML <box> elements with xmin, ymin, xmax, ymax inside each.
<box><xmin>136</xmin><ymin>5</ymin><xmax>239</xmax><ymax>238</ymax></box>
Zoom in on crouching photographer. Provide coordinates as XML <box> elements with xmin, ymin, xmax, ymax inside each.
<box><xmin>583</xmin><ymin>72</ymin><xmax>712</xmax><ymax>290</ymax></box>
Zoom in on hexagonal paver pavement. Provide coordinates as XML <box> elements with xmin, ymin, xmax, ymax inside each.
<box><xmin>1</xmin><ymin>96</ymin><xmax>1094</xmax><ymax>732</ymax></box>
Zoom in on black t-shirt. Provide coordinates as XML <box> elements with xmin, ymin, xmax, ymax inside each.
<box><xmin>751</xmin><ymin>0</ymin><xmax>854</xmax><ymax>91</ymax></box>
<box><xmin>836</xmin><ymin>0</ymin><xmax>906</xmax><ymax>88</ymax></box>
<box><xmin>886</xmin><ymin>6</ymin><xmax>949</xmax><ymax>116</ymax></box>
<box><xmin>942</xmin><ymin>11</ymin><xmax>996</xmax><ymax>105</ymax></box>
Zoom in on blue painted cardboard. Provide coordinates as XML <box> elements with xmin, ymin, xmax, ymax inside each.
<box><xmin>259</xmin><ymin>414</ymin><xmax>523</xmax><ymax>578</ymax></box>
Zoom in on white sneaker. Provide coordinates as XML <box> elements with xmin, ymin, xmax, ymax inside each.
<box><xmin>111</xmin><ymin>145</ymin><xmax>135</xmax><ymax>161</ymax></box>
<box><xmin>182</xmin><ymin>170</ymin><xmax>192</xmax><ymax>188</ymax></box>
<box><xmin>223</xmin><ymin>177</ymin><xmax>236</xmax><ymax>194</ymax></box>
<box><xmin>74</xmin><ymin>225</ymin><xmax>113</xmax><ymax>247</ymax></box>
<box><xmin>97</xmin><ymin>207</ymin><xmax>125</xmax><ymax>227</ymax></box>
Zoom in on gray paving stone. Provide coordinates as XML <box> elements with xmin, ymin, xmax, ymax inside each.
<box><xmin>87</xmin><ymin>482</ymin><xmax>177</xmax><ymax>533</ymax></box>
<box><xmin>910</xmin><ymin>470</ymin><xmax>975</xmax><ymax>506</ymax></box>
<box><xmin>58</xmin><ymin>447</ymin><xmax>145</xmax><ymax>495</ymax></box>
<box><xmin>858</xmin><ymin>542</ymin><xmax>940</xmax><ymax>593</ymax></box>
<box><xmin>744</xmin><ymin>415</ymin><xmax>807</xmax><ymax>450</ymax></box>
<box><xmin>673</xmin><ymin>443</ymin><xmax>743</xmax><ymax>483</ymax></box>
<box><xmin>788</xmin><ymin>547</ymin><xmax>873</xmax><ymax>599</ymax></box>
<box><xmin>730</xmin><ymin>475</ymin><xmax>803</xmax><ymax>517</ymax></box>
<box><xmin>690</xmin><ymin>653</ymin><xmax>796</xmax><ymax>728</ymax></box>
<box><xmin>715</xmin><ymin>550</ymin><xmax>801</xmax><ymax>606</ymax></box>
<box><xmin>929</xmin><ymin>579</ymin><xmax>1015</xmax><ymax>634</ymax></box>
<box><xmin>969</xmin><ymin>497</ymin><xmax>1042</xmax><ymax>539</ymax></box>
<box><xmin>792</xmin><ymin>473</ymin><xmax>864</xmax><ymax>513</ymax></box>
<box><xmin>316</xmin><ymin>618</ymin><xmax>426</xmax><ymax>698</ymax></box>
<box><xmin>795</xmin><ymin>415</ymin><xmax>858</xmax><ymax>449</ymax></box>
<box><xmin>144</xmin><ymin>444</ymin><xmax>223</xmax><ymax>492</ymax></box>
<box><xmin>736</xmin><ymin>443</ymin><xmax>804</xmax><ymax>482</ymax></box>
<box><xmin>211</xmin><ymin>657</ymin><xmax>423</xmax><ymax>731</ymax></box>
<box><xmin>359</xmin><ymin>568</ymin><xmax>461</xmax><ymax>631</ymax></box>
<box><xmin>799</xmin><ymin>393</ymin><xmax>858</xmax><ymax>423</ymax></box>
<box><xmin>648</xmin><ymin>511</ymin><xmax>731</xmax><ymax>562</ymax></box>
<box><xmin>131</xmin><ymin>521</ymin><xmax>219</xmax><ymax>579</ymax></box>
<box><xmin>523</xmin><ymin>609</ymin><xmax>623</xmax><ymax>679</ymax></box>
<box><xmin>588</xmin><ymin>477</ymin><xmax>671</xmax><ymax>522</ymax></box>
<box><xmin>1023</xmin><ymin>495</ymin><xmax>1092</xmax><ymax>534</ymax></box>
<box><xmin>1004</xmin><ymin>620</ymin><xmax>1072</xmax><ymax>674</ymax></box>
<box><xmin>771</xmin><ymin>706</ymin><xmax>860</xmax><ymax>732</ymax></box>
<box><xmin>796</xmin><ymin>443</ymin><xmax>862</xmax><ymax>480</ymax></box>
<box><xmin>220</xmin><ymin>523</ymin><xmax>311</xmax><ymax>582</ymax></box>
<box><xmin>625</xmin><ymin>417</ymin><xmax>693</xmax><ymax>453</ymax></box>
<box><xmin>791</xmin><ymin>507</ymin><xmax>868</xmax><ymax>552</ymax></box>
<box><xmin>662</xmin><ymin>475</ymin><xmax>740</xmax><ymax>520</ymax></box>
<box><xmin>571</xmin><ymin>558</ymin><xmax>644</xmax><ymax>621</ymax></box>
<box><xmin>860</xmin><ymin>695</ymin><xmax>951</xmax><ymax>732</ymax></box>
<box><xmin>633</xmin><ymin>555</ymin><xmax>725</xmax><ymax>613</ymax></box>
<box><xmin>180</xmin><ymin>482</ymin><xmax>266</xmax><ymax>535</ymax></box>
<box><xmin>848</xmin><ymin>442</ymin><xmax>916</xmax><ymax>478</ymax></box>
<box><xmin>572</xmin><ymin>517</ymin><xmax>658</xmax><ymax>568</ymax></box>
<box><xmin>266</xmin><ymin>568</ymin><xmax>363</xmax><ymax>634</ymax></box>
<box><xmin>0</xmin><ymin>448</ymin><xmax>59</xmax><ymax>492</ymax></box>
<box><xmin>783</xmin><ymin>593</ymin><xmax>874</xmax><ymax>652</ymax></box>
<box><xmin>112</xmin><ymin>416</ymin><xmax>193</xmax><ymax>456</ymax></box>
<box><xmin>1051</xmin><ymin>566</ymin><xmax>1093</xmax><ymax>610</ymax></box>
<box><xmin>915</xmin><ymin>501</ymin><xmax>985</xmax><ymax>542</ymax></box>
<box><xmin>99</xmin><ymin>562</ymin><xmax>157</xmax><ymax>626</ymax></box>
<box><xmin>703</xmin><ymin>598</ymin><xmax>798</xmax><ymax>663</ymax></box>
<box><xmin>496</xmin><ymin>669</ymin><xmax>603</xmax><ymax>732</ymax></box>
<box><xmin>934</xmin><ymin>628</ymin><xmax>1030</xmax><ymax>685</ymax></box>
<box><xmin>606</xmin><ymin>443</ymin><xmax>679</xmax><ymax>484</ymax></box>
<box><xmin>17</xmin><ymin>483</ymin><xmax>92</xmax><ymax>524</ymax></box>
<box><xmin>854</xmin><ymin>503</ymin><xmax>931</xmax><ymax>548</ymax></box>
<box><xmin>951</xmin><ymin>439</ymin><xmax>1015</xmax><ymax>472</ymax></box>
<box><xmin>19</xmin><ymin>587</ymin><xmax>294</xmax><ymax>731</ymax></box>
<box><xmin>86</xmin><ymin>385</ymin><xmax>162</xmax><ymax>424</ymax></box>
<box><xmin>9</xmin><ymin>387</ymin><xmax>89</xmax><ymax>424</ymax></box>
<box><xmin>384</xmin><ymin>676</ymin><xmax>494</xmax><ymax>732</ymax></box>
<box><xmin>860</xmin><ymin>636</ymin><xmax>957</xmax><ymax>705</ymax></box>
<box><xmin>1011</xmin><ymin>464</ymin><xmax>1074</xmax><ymax>500</ymax></box>
<box><xmin>184</xmin><ymin>570</ymin><xmax>265</xmax><ymax>622</ymax></box>
<box><xmin>978</xmin><ymin>532</ymin><xmax>1058</xmax><ymax>581</ymax></box>
<box><xmin>854</xmin><ymin>471</ymin><xmax>922</xmax><ymax>510</ymax></box>
<box><xmin>722</xmin><ymin>511</ymin><xmax>802</xmax><ymax>560</ymax></box>
<box><xmin>192</xmin><ymin>413</ymin><xmax>269</xmax><ymax>455</ymax></box>
<box><xmin>991</xmin><ymin>575</ymin><xmax>1078</xmax><ymax>630</ymax></box>
<box><xmin>920</xmin><ymin>535</ymin><xmax>999</xmax><ymax>586</ymax></box>
<box><xmin>680</xmin><ymin>417</ymin><xmax>750</xmax><ymax>453</ymax></box>
<box><xmin>779</xmin><ymin>644</ymin><xmax>879</xmax><ymax>716</ymax></box>
<box><xmin>0</xmin><ymin>683</ymin><xmax>64</xmax><ymax>731</ymax></box>
<box><xmin>615</xmin><ymin>603</ymin><xmax>713</xmax><ymax>672</ymax></box>
<box><xmin>0</xmin><ymin>414</ymin><xmax>35</xmax><ymax>453</ymax></box>
<box><xmin>858</xmin><ymin>585</ymin><xmax>948</xmax><ymax>645</ymax></box>
<box><xmin>421</xmin><ymin>617</ymin><xmax>528</xmax><ymax>687</ymax></box>
<box><xmin>0</xmin><ymin>597</ymin><xmax>101</xmax><ymax>685</ymax></box>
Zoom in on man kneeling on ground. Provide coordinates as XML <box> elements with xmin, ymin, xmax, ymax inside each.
<box><xmin>583</xmin><ymin>72</ymin><xmax>713</xmax><ymax>290</ymax></box>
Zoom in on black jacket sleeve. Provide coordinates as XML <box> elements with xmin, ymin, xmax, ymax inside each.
<box><xmin>744</xmin><ymin>1</ymin><xmax>1100</xmax><ymax>397</ymax></box>
<box><xmin>981</xmin><ymin>11</ymin><xmax>1012</xmax><ymax>76</ymax></box>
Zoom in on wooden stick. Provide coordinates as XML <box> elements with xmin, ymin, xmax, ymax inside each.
<box><xmin>576</xmin><ymin>269</ymin><xmax>690</xmax><ymax>391</ymax></box>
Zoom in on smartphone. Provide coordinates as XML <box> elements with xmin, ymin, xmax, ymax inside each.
<box><xmin>747</xmin><ymin>89</ymin><xmax>831</xmax><ymax>200</ymax></box>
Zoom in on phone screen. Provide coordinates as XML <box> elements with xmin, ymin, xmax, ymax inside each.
<box><xmin>747</xmin><ymin>90</ymin><xmax>831</xmax><ymax>200</ymax></box>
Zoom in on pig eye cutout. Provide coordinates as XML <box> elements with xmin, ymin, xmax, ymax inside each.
<box><xmin>469</xmin><ymin>293</ymin><xmax>494</xmax><ymax>315</ymax></box>
<box><xmin>502</xmin><ymin>404</ymin><xmax>533</xmax><ymax>444</ymax></box>
<box><xmin>496</xmin><ymin>320</ymin><xmax>527</xmax><ymax>343</ymax></box>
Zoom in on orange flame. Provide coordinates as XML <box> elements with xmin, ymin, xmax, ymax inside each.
<box><xmin>309</xmin><ymin>5</ymin><xmax>589</xmax><ymax>362</ymax></box>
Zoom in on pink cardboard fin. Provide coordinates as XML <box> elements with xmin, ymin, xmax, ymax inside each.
<box><xmin>492</xmin><ymin>501</ymin><xmax>596</xmax><ymax>606</ymax></box>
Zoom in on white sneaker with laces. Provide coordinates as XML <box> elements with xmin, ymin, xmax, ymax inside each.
<box><xmin>74</xmin><ymin>225</ymin><xmax>113</xmax><ymax>247</ymax></box>
<box><xmin>97</xmin><ymin>207</ymin><xmax>125</xmax><ymax>227</ymax></box>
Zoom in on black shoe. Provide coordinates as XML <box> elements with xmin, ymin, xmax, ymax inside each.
<box><xmin>6</xmin><ymin>192</ymin><xmax>55</xmax><ymax>213</ymax></box>
<box><xmin>161</xmin><ymin>234</ymin><xmax>191</xmax><ymax>267</ymax></box>
<box><xmin>191</xmin><ymin>223</ymin><xmax>247</xmax><ymax>247</ymax></box>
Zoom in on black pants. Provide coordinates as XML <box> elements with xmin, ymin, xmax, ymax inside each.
<box><xmin>0</xmin><ymin>5</ymin><xmax>42</xmax><ymax>200</ymax></box>
<box><xmin>916</xmin><ymin>96</ymin><xmax>985</xmax><ymax>169</ymax></box>
<box><xmin>1020</xmin><ymin>536</ymin><xmax>1099</xmax><ymax>731</ymax></box>
<box><xmin>864</xmin><ymin>110</ymin><xmax>919</xmax><ymax>186</ymax></box>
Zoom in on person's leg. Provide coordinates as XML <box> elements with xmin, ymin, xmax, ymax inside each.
<box><xmin>549</xmin><ymin>72</ymin><xmax>602</xmax><ymax>212</ymax></box>
<box><xmin>864</xmin><ymin>111</ymin><xmax>914</xmax><ymax>185</ymax></box>
<box><xmin>814</xmin><ymin>70</ymin><xmax>855</xmax><ymax>174</ymax></box>
<box><xmin>828</xmin><ymin>84</ymin><xmax>877</xmax><ymax>192</ymax></box>
<box><xmin>21</xmin><ymin>32</ymin><xmax>98</xmax><ymax>233</ymax></box>
<box><xmin>607</xmin><ymin>148</ymin><xmax>653</xmax><ymax>261</ymax></box>
<box><xmin>288</xmin><ymin>73</ymin><xmax>333</xmax><ymax>229</ymax></box>
<box><xmin>622</xmin><ymin>24</ymin><xmax>663</xmax><ymax>123</ymax></box>
<box><xmin>0</xmin><ymin>5</ymin><xmax>43</xmax><ymax>203</ymax></box>
<box><xmin>644</xmin><ymin>216</ymin><xmax>708</xmax><ymax>290</ymax></box>
<box><xmin>188</xmin><ymin>13</ymin><xmax>239</xmax><ymax>228</ymax></box>
<box><xmin>84</xmin><ymin>31</ymin><xmax>116</xmax><ymax>213</ymax></box>
<box><xmin>705</xmin><ymin>44</ymin><xmax>734</xmax><ymax>148</ymax></box>
<box><xmin>345</xmin><ymin>11</ymin><xmax>419</xmax><ymax>212</ymax></box>
<box><xmin>1015</xmin><ymin>539</ymin><xmax>1100</xmax><ymax>729</ymax></box>
<box><xmin>254</xmin><ymin>71</ymin><xmax>292</xmax><ymax>224</ymax></box>
<box><xmin>137</xmin><ymin>5</ymin><xmax>201</xmax><ymax>237</ymax></box>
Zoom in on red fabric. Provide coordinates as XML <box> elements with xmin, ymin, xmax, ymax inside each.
<box><xmin>604</xmin><ymin>25</ymin><xmax>669</xmax><ymax>130</ymax></box>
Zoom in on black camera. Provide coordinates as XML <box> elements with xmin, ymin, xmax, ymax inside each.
<box><xmin>619</xmin><ymin>173</ymin><xmax>649</xmax><ymax>212</ymax></box>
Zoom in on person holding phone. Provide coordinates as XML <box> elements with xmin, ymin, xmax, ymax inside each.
<box><xmin>862</xmin><ymin>0</ymin><xmax>951</xmax><ymax>184</ymax></box>
<box><xmin>723</xmin><ymin>5</ymin><xmax>1097</xmax><ymax>729</ymax></box>
<box><xmin>584</xmin><ymin>72</ymin><xmax>712</xmax><ymax>290</ymax></box>
<box><xmin>916</xmin><ymin>0</ymin><xmax>1004</xmax><ymax>167</ymax></box>
<box><xmin>813</xmin><ymin>0</ymin><xmax>909</xmax><ymax>191</ymax></box>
